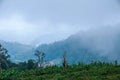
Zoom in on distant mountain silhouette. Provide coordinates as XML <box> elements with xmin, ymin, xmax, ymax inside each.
<box><xmin>0</xmin><ymin>40</ymin><xmax>35</xmax><ymax>62</ymax></box>
<box><xmin>1</xmin><ymin>28</ymin><xmax>120</xmax><ymax>64</ymax></box>
<box><xmin>37</xmin><ymin>34</ymin><xmax>109</xmax><ymax>64</ymax></box>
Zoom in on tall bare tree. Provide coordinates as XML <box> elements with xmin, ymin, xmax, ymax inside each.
<box><xmin>34</xmin><ymin>50</ymin><xmax>45</xmax><ymax>67</ymax></box>
<box><xmin>62</xmin><ymin>51</ymin><xmax>67</xmax><ymax>69</ymax></box>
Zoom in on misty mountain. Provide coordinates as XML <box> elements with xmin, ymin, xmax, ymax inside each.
<box><xmin>37</xmin><ymin>26</ymin><xmax>120</xmax><ymax>64</ymax></box>
<box><xmin>0</xmin><ymin>40</ymin><xmax>35</xmax><ymax>62</ymax></box>
<box><xmin>1</xmin><ymin>26</ymin><xmax>120</xmax><ymax>64</ymax></box>
<box><xmin>36</xmin><ymin>34</ymin><xmax>109</xmax><ymax>64</ymax></box>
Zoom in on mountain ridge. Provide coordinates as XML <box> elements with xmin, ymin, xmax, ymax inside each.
<box><xmin>0</xmin><ymin>28</ymin><xmax>120</xmax><ymax>64</ymax></box>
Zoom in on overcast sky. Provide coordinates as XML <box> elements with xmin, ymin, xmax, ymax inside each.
<box><xmin>0</xmin><ymin>0</ymin><xmax>120</xmax><ymax>45</ymax></box>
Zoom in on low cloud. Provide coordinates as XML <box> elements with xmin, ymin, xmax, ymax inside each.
<box><xmin>78</xmin><ymin>25</ymin><xmax>120</xmax><ymax>60</ymax></box>
<box><xmin>0</xmin><ymin>14</ymin><xmax>81</xmax><ymax>44</ymax></box>
<box><xmin>0</xmin><ymin>0</ymin><xmax>120</xmax><ymax>45</ymax></box>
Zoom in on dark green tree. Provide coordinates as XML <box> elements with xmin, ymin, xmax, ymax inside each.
<box><xmin>18</xmin><ymin>61</ymin><xmax>27</xmax><ymax>70</ymax></box>
<box><xmin>0</xmin><ymin>44</ymin><xmax>10</xmax><ymax>69</ymax></box>
<box><xmin>27</xmin><ymin>59</ymin><xmax>37</xmax><ymax>69</ymax></box>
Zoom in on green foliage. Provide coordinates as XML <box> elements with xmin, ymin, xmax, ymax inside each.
<box><xmin>27</xmin><ymin>59</ymin><xmax>37</xmax><ymax>69</ymax></box>
<box><xmin>1</xmin><ymin>61</ymin><xmax>120</xmax><ymax>80</ymax></box>
<box><xmin>0</xmin><ymin>43</ymin><xmax>120</xmax><ymax>80</ymax></box>
<box><xmin>17</xmin><ymin>59</ymin><xmax>37</xmax><ymax>70</ymax></box>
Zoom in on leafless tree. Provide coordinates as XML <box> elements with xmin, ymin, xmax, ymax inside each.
<box><xmin>62</xmin><ymin>51</ymin><xmax>67</xmax><ymax>68</ymax></box>
<box><xmin>34</xmin><ymin>50</ymin><xmax>45</xmax><ymax>67</ymax></box>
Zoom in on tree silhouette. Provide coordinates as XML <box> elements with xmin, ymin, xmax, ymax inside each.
<box><xmin>27</xmin><ymin>59</ymin><xmax>36</xmax><ymax>69</ymax></box>
<box><xmin>34</xmin><ymin>50</ymin><xmax>45</xmax><ymax>67</ymax></box>
<box><xmin>0</xmin><ymin>44</ymin><xmax>10</xmax><ymax>69</ymax></box>
<box><xmin>62</xmin><ymin>51</ymin><xmax>67</xmax><ymax>69</ymax></box>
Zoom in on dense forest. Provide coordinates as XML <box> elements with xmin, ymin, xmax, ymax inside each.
<box><xmin>0</xmin><ymin>44</ymin><xmax>120</xmax><ymax>80</ymax></box>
